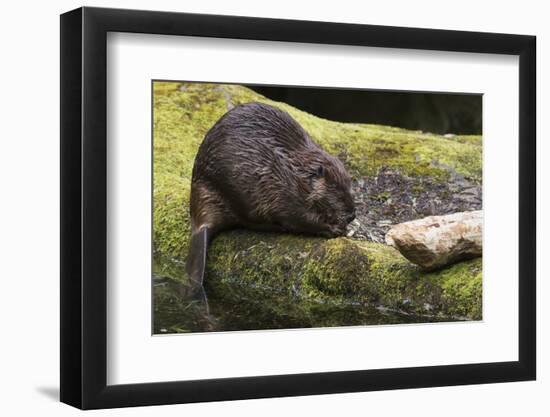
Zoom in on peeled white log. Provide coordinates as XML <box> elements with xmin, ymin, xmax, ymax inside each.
<box><xmin>385</xmin><ymin>210</ymin><xmax>482</xmax><ymax>270</ymax></box>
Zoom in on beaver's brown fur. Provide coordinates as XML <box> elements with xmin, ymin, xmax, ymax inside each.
<box><xmin>186</xmin><ymin>102</ymin><xmax>355</xmax><ymax>293</ymax></box>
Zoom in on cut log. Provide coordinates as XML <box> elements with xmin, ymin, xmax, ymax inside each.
<box><xmin>385</xmin><ymin>210</ymin><xmax>482</xmax><ymax>270</ymax></box>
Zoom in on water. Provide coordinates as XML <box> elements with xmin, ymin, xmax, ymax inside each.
<box><xmin>153</xmin><ymin>273</ymin><xmax>446</xmax><ymax>335</ymax></box>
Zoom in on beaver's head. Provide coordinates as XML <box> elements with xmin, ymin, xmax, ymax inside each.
<box><xmin>304</xmin><ymin>153</ymin><xmax>355</xmax><ymax>237</ymax></box>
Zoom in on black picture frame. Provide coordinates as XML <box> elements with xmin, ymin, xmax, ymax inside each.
<box><xmin>60</xmin><ymin>6</ymin><xmax>536</xmax><ymax>410</ymax></box>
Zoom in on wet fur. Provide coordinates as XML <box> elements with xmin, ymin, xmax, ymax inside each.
<box><xmin>186</xmin><ymin>102</ymin><xmax>355</xmax><ymax>294</ymax></box>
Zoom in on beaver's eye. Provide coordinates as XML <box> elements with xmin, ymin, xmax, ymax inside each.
<box><xmin>309</xmin><ymin>165</ymin><xmax>324</xmax><ymax>178</ymax></box>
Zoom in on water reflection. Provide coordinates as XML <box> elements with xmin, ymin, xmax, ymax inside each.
<box><xmin>153</xmin><ymin>274</ymin><xmax>444</xmax><ymax>334</ymax></box>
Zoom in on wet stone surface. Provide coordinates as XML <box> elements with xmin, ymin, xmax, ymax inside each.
<box><xmin>347</xmin><ymin>166</ymin><xmax>482</xmax><ymax>243</ymax></box>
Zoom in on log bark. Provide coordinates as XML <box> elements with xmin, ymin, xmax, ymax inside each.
<box><xmin>385</xmin><ymin>210</ymin><xmax>482</xmax><ymax>270</ymax></box>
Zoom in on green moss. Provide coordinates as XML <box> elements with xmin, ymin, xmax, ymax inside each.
<box><xmin>374</xmin><ymin>191</ymin><xmax>392</xmax><ymax>202</ymax></box>
<box><xmin>433</xmin><ymin>259</ymin><xmax>483</xmax><ymax>319</ymax></box>
<box><xmin>153</xmin><ymin>81</ymin><xmax>482</xmax><ymax>321</ymax></box>
<box><xmin>205</xmin><ymin>231</ymin><xmax>322</xmax><ymax>299</ymax></box>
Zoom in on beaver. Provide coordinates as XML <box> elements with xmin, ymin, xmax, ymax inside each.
<box><xmin>186</xmin><ymin>102</ymin><xmax>355</xmax><ymax>294</ymax></box>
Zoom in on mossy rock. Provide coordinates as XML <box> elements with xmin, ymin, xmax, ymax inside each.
<box><xmin>203</xmin><ymin>232</ymin><xmax>481</xmax><ymax>320</ymax></box>
<box><xmin>153</xmin><ymin>82</ymin><xmax>482</xmax><ymax>322</ymax></box>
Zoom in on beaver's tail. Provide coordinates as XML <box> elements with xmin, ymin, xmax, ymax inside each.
<box><xmin>185</xmin><ymin>226</ymin><xmax>211</xmax><ymax>297</ymax></box>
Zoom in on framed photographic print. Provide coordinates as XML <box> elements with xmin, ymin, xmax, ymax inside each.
<box><xmin>60</xmin><ymin>6</ymin><xmax>536</xmax><ymax>409</ymax></box>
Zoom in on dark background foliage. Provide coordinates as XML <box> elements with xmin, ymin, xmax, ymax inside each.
<box><xmin>249</xmin><ymin>85</ymin><xmax>482</xmax><ymax>135</ymax></box>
